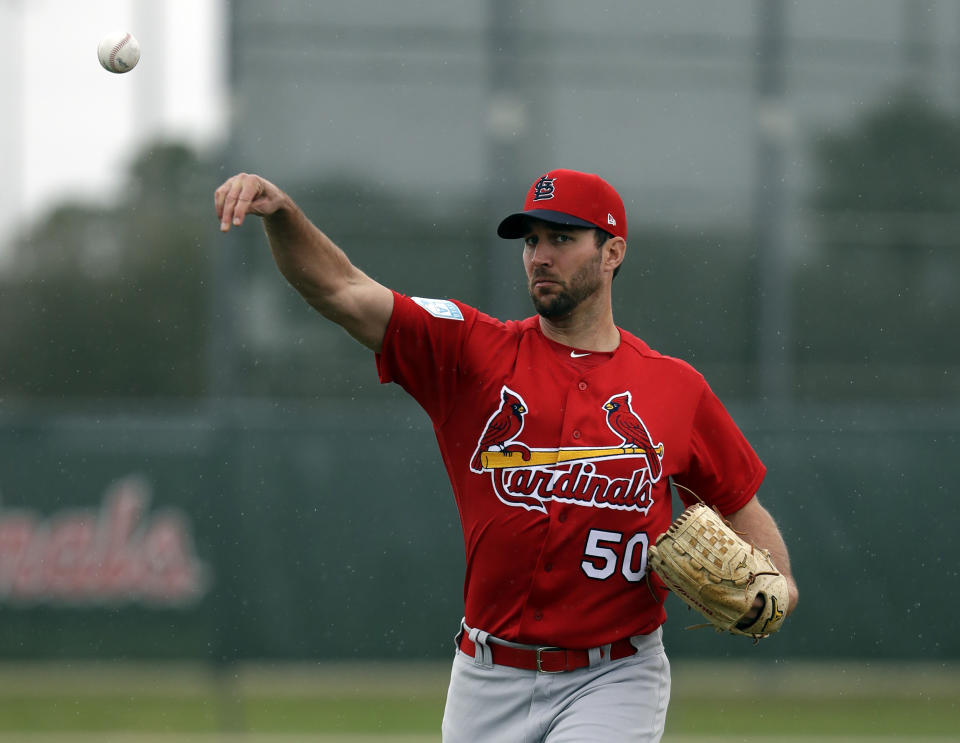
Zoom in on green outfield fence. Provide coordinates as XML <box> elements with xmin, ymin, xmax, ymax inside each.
<box><xmin>0</xmin><ymin>398</ymin><xmax>956</xmax><ymax>663</ymax></box>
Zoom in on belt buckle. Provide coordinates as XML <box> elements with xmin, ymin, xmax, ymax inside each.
<box><xmin>535</xmin><ymin>646</ymin><xmax>565</xmax><ymax>674</ymax></box>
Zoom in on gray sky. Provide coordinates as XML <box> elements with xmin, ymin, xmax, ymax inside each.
<box><xmin>0</xmin><ymin>0</ymin><xmax>227</xmax><ymax>262</ymax></box>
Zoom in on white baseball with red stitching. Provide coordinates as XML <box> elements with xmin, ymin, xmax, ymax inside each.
<box><xmin>97</xmin><ymin>31</ymin><xmax>140</xmax><ymax>74</ymax></box>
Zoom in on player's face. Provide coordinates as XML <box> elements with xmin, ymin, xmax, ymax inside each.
<box><xmin>522</xmin><ymin>224</ymin><xmax>603</xmax><ymax>319</ymax></box>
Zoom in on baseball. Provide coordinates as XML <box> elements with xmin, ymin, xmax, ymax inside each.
<box><xmin>97</xmin><ymin>31</ymin><xmax>140</xmax><ymax>74</ymax></box>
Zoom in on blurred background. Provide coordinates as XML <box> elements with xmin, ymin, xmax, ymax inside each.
<box><xmin>0</xmin><ymin>0</ymin><xmax>958</xmax><ymax>739</ymax></box>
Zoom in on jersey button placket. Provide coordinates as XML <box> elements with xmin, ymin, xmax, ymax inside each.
<box><xmin>520</xmin><ymin>384</ymin><xmax>575</xmax><ymax>635</ymax></box>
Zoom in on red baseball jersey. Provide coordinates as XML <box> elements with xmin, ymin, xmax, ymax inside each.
<box><xmin>376</xmin><ymin>292</ymin><xmax>765</xmax><ymax>648</ymax></box>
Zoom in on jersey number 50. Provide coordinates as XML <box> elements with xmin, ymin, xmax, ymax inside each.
<box><xmin>580</xmin><ymin>529</ymin><xmax>649</xmax><ymax>582</ymax></box>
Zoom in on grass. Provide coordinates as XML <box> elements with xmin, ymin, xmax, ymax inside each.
<box><xmin>667</xmin><ymin>697</ymin><xmax>960</xmax><ymax>736</ymax></box>
<box><xmin>0</xmin><ymin>660</ymin><xmax>955</xmax><ymax>740</ymax></box>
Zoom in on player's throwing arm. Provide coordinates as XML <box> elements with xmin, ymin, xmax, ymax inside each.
<box><xmin>214</xmin><ymin>173</ymin><xmax>393</xmax><ymax>351</ymax></box>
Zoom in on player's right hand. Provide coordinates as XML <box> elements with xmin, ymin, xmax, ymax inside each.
<box><xmin>214</xmin><ymin>173</ymin><xmax>287</xmax><ymax>232</ymax></box>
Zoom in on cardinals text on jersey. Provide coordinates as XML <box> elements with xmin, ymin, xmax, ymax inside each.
<box><xmin>471</xmin><ymin>385</ymin><xmax>664</xmax><ymax>515</ymax></box>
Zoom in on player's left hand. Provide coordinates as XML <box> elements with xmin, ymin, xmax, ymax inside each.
<box><xmin>649</xmin><ymin>504</ymin><xmax>790</xmax><ymax>640</ymax></box>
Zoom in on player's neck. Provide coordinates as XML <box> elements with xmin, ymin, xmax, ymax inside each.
<box><xmin>537</xmin><ymin>302</ymin><xmax>620</xmax><ymax>352</ymax></box>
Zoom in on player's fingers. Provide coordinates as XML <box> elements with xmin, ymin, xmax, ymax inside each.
<box><xmin>213</xmin><ymin>178</ymin><xmax>233</xmax><ymax>224</ymax></box>
<box><xmin>216</xmin><ymin>174</ymin><xmax>262</xmax><ymax>232</ymax></box>
<box><xmin>215</xmin><ymin>176</ymin><xmax>241</xmax><ymax>232</ymax></box>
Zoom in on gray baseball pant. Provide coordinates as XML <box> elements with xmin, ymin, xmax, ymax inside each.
<box><xmin>441</xmin><ymin>626</ymin><xmax>670</xmax><ymax>742</ymax></box>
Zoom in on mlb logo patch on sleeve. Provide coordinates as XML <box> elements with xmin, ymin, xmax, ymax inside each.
<box><xmin>411</xmin><ymin>297</ymin><xmax>464</xmax><ymax>321</ymax></box>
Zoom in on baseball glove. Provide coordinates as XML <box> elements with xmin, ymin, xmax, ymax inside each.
<box><xmin>648</xmin><ymin>504</ymin><xmax>789</xmax><ymax>639</ymax></box>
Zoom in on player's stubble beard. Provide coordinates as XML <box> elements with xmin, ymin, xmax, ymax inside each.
<box><xmin>529</xmin><ymin>251</ymin><xmax>603</xmax><ymax>320</ymax></box>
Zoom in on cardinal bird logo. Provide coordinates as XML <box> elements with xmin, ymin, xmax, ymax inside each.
<box><xmin>602</xmin><ymin>392</ymin><xmax>663</xmax><ymax>482</ymax></box>
<box><xmin>470</xmin><ymin>386</ymin><xmax>529</xmax><ymax>472</ymax></box>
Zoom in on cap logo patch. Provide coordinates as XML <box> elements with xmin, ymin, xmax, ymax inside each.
<box><xmin>532</xmin><ymin>175</ymin><xmax>556</xmax><ymax>201</ymax></box>
<box><xmin>607</xmin><ymin>213</ymin><xmax>617</xmax><ymax>226</ymax></box>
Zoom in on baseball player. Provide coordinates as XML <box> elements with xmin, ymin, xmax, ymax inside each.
<box><xmin>215</xmin><ymin>168</ymin><xmax>799</xmax><ymax>742</ymax></box>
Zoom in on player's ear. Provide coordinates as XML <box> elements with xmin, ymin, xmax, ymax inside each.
<box><xmin>603</xmin><ymin>236</ymin><xmax>626</xmax><ymax>276</ymax></box>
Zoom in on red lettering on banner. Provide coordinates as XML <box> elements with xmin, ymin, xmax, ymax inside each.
<box><xmin>0</xmin><ymin>476</ymin><xmax>210</xmax><ymax>607</ymax></box>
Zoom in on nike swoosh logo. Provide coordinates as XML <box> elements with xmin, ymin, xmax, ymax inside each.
<box><xmin>570</xmin><ymin>351</ymin><xmax>591</xmax><ymax>358</ymax></box>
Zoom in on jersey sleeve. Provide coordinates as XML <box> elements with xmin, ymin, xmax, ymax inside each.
<box><xmin>375</xmin><ymin>292</ymin><xmax>475</xmax><ymax>423</ymax></box>
<box><xmin>676</xmin><ymin>384</ymin><xmax>766</xmax><ymax>515</ymax></box>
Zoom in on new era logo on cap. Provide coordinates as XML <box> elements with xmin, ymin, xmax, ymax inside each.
<box><xmin>497</xmin><ymin>169</ymin><xmax>627</xmax><ymax>241</ymax></box>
